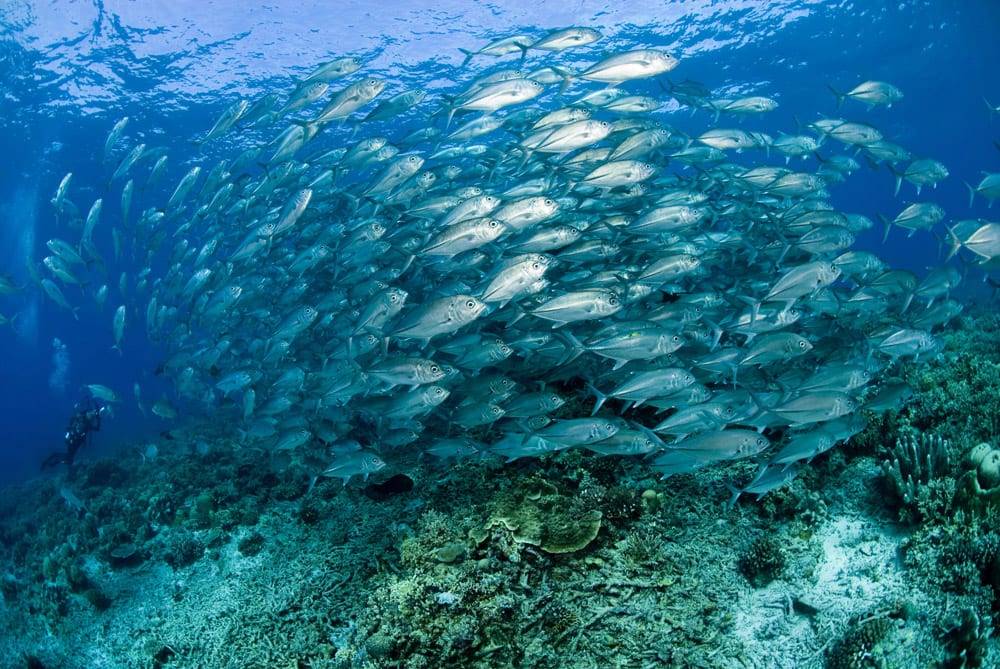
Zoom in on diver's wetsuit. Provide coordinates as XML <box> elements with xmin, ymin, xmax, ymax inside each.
<box><xmin>41</xmin><ymin>400</ymin><xmax>103</xmax><ymax>472</ymax></box>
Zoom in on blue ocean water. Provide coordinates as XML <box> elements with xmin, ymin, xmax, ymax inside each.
<box><xmin>0</xmin><ymin>0</ymin><xmax>997</xmax><ymax>485</ymax></box>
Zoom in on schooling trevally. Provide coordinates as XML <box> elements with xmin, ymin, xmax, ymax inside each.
<box><xmin>28</xmin><ymin>25</ymin><xmax>986</xmax><ymax>501</ymax></box>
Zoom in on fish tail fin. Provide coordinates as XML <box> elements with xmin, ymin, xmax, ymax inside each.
<box><xmin>585</xmin><ymin>381</ymin><xmax>607</xmax><ymax>417</ymax></box>
<box><xmin>627</xmin><ymin>421</ymin><xmax>667</xmax><ymax>454</ymax></box>
<box><xmin>900</xmin><ymin>291</ymin><xmax>914</xmax><ymax>313</ymax></box>
<box><xmin>930</xmin><ymin>228</ymin><xmax>948</xmax><ymax>262</ymax></box>
<box><xmin>988</xmin><ymin>277</ymin><xmax>1000</xmax><ymax>299</ymax></box>
<box><xmin>827</xmin><ymin>85</ymin><xmax>846</xmax><ymax>109</ymax></box>
<box><xmin>457</xmin><ymin>48</ymin><xmax>475</xmax><ymax>68</ymax></box>
<box><xmin>556</xmin><ymin>71</ymin><xmax>572</xmax><ymax>95</ymax></box>
<box><xmin>885</xmin><ymin>162</ymin><xmax>903</xmax><ymax>196</ymax></box>
<box><xmin>554</xmin><ymin>329</ymin><xmax>585</xmax><ymax>355</ymax></box>
<box><xmin>724</xmin><ymin>483</ymin><xmax>742</xmax><ymax>509</ymax></box>
<box><xmin>984</xmin><ymin>97</ymin><xmax>997</xmax><ymax>120</ymax></box>
<box><xmin>738</xmin><ymin>296</ymin><xmax>762</xmax><ymax>335</ymax></box>
<box><xmin>965</xmin><ymin>180</ymin><xmax>976</xmax><ymax>208</ymax></box>
<box><xmin>862</xmin><ymin>153</ymin><xmax>881</xmax><ymax>172</ymax></box>
<box><xmin>878</xmin><ymin>213</ymin><xmax>892</xmax><ymax>243</ymax></box>
<box><xmin>943</xmin><ymin>224</ymin><xmax>962</xmax><ymax>262</ymax></box>
<box><xmin>703</xmin><ymin>317</ymin><xmax>724</xmax><ymax>351</ymax></box>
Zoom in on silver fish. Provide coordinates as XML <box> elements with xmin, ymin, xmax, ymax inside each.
<box><xmin>103</xmin><ymin>116</ymin><xmax>129</xmax><ymax>162</ymax></box>
<box><xmin>658</xmin><ymin>429</ymin><xmax>770</xmax><ymax>463</ymax></box>
<box><xmin>86</xmin><ymin>384</ymin><xmax>122</xmax><ymax>403</ymax></box>
<box><xmin>726</xmin><ymin>463</ymin><xmax>802</xmax><ymax>507</ymax></box>
<box><xmin>829</xmin><ymin>80</ymin><xmax>903</xmax><ymax>109</ymax></box>
<box><xmin>320</xmin><ymin>450</ymin><xmax>386</xmax><ymax>486</ymax></box>
<box><xmin>458</xmin><ymin>35</ymin><xmax>534</xmax><ymax>66</ymax></box>
<box><xmin>531</xmin><ymin>27</ymin><xmax>602</xmax><ymax>51</ymax></box>
<box><xmin>391</xmin><ymin>295</ymin><xmax>487</xmax><ymax>342</ymax></box>
<box><xmin>368</xmin><ymin>357</ymin><xmax>446</xmax><ymax>387</ymax></box>
<box><xmin>302</xmin><ymin>57</ymin><xmax>363</xmax><ymax>84</ymax></box>
<box><xmin>314</xmin><ymin>78</ymin><xmax>387</xmax><ymax>123</ymax></box>
<box><xmin>41</xmin><ymin>279</ymin><xmax>78</xmax><ymax>319</ymax></box>
<box><xmin>579</xmin><ymin>49</ymin><xmax>679</xmax><ymax>84</ymax></box>
<box><xmin>200</xmin><ymin>99</ymin><xmax>249</xmax><ymax>142</ymax></box>
<box><xmin>215</xmin><ymin>371</ymin><xmax>256</xmax><ymax>398</ymax></box>
<box><xmin>529</xmin><ymin>290</ymin><xmax>622</xmax><ymax>328</ymax></box>
<box><xmin>112</xmin><ymin>305</ymin><xmax>126</xmax><ymax>352</ymax></box>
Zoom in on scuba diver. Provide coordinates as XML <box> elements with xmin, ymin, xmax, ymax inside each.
<box><xmin>41</xmin><ymin>398</ymin><xmax>107</xmax><ymax>473</ymax></box>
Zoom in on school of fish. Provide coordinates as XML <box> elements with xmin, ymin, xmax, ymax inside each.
<box><xmin>19</xmin><ymin>27</ymin><xmax>1000</xmax><ymax>495</ymax></box>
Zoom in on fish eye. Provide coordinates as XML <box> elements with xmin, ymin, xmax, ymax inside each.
<box><xmin>489</xmin><ymin>220</ymin><xmax>499</xmax><ymax>227</ymax></box>
<box><xmin>608</xmin><ymin>296</ymin><xmax>619</xmax><ymax>306</ymax></box>
<box><xmin>466</xmin><ymin>299</ymin><xmax>477</xmax><ymax>308</ymax></box>
<box><xmin>431</xmin><ymin>365</ymin><xmax>440</xmax><ymax>373</ymax></box>
<box><xmin>798</xmin><ymin>340</ymin><xmax>807</xmax><ymax>348</ymax></box>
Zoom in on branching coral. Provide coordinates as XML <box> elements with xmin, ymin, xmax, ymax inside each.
<box><xmin>882</xmin><ymin>432</ymin><xmax>953</xmax><ymax>523</ymax></box>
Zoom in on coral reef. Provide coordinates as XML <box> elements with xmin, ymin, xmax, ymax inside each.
<box><xmin>824</xmin><ymin>613</ymin><xmax>895</xmax><ymax>669</ymax></box>
<box><xmin>955</xmin><ymin>442</ymin><xmax>1000</xmax><ymax>517</ymax></box>
<box><xmin>738</xmin><ymin>535</ymin><xmax>786</xmax><ymax>587</ymax></box>
<box><xmin>905</xmin><ymin>311</ymin><xmax>1000</xmax><ymax>447</ymax></box>
<box><xmin>943</xmin><ymin>607</ymin><xmax>993</xmax><ymax>669</ymax></box>
<box><xmin>477</xmin><ymin>476</ymin><xmax>604</xmax><ymax>554</ymax></box>
<box><xmin>1</xmin><ymin>308</ymin><xmax>999</xmax><ymax>667</ymax></box>
<box><xmin>881</xmin><ymin>431</ymin><xmax>954</xmax><ymax>523</ymax></box>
